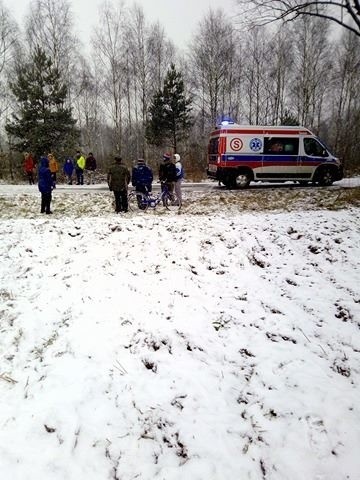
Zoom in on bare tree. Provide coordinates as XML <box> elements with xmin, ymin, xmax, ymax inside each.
<box><xmin>236</xmin><ymin>0</ymin><xmax>360</xmax><ymax>37</ymax></box>
<box><xmin>0</xmin><ymin>2</ymin><xmax>20</xmax><ymax>151</ymax></box>
<box><xmin>241</xmin><ymin>28</ymin><xmax>271</xmax><ymax>124</ymax></box>
<box><xmin>125</xmin><ymin>4</ymin><xmax>175</xmax><ymax>159</ymax></box>
<box><xmin>25</xmin><ymin>0</ymin><xmax>78</xmax><ymax>76</ymax></box>
<box><xmin>92</xmin><ymin>1</ymin><xmax>127</xmax><ymax>154</ymax></box>
<box><xmin>331</xmin><ymin>30</ymin><xmax>360</xmax><ymax>169</ymax></box>
<box><xmin>265</xmin><ymin>25</ymin><xmax>294</xmax><ymax>124</ymax></box>
<box><xmin>288</xmin><ymin>15</ymin><xmax>331</xmax><ymax>130</ymax></box>
<box><xmin>190</xmin><ymin>9</ymin><xmax>237</xmax><ymax>130</ymax></box>
<box><xmin>147</xmin><ymin>21</ymin><xmax>174</xmax><ymax>92</ymax></box>
<box><xmin>72</xmin><ymin>57</ymin><xmax>104</xmax><ymax>156</ymax></box>
<box><xmin>125</xmin><ymin>4</ymin><xmax>151</xmax><ymax>158</ymax></box>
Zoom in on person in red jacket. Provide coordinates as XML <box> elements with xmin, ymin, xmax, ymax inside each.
<box><xmin>24</xmin><ymin>152</ymin><xmax>35</xmax><ymax>185</ymax></box>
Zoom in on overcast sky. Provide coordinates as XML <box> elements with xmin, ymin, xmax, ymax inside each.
<box><xmin>5</xmin><ymin>0</ymin><xmax>237</xmax><ymax>50</ymax></box>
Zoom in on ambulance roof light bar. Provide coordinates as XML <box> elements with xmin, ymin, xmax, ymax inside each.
<box><xmin>216</xmin><ymin>115</ymin><xmax>236</xmax><ymax>128</ymax></box>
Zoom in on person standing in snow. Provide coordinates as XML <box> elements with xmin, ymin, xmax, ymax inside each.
<box><xmin>38</xmin><ymin>156</ymin><xmax>53</xmax><ymax>214</ymax></box>
<box><xmin>63</xmin><ymin>157</ymin><xmax>74</xmax><ymax>185</ymax></box>
<box><xmin>75</xmin><ymin>150</ymin><xmax>85</xmax><ymax>185</ymax></box>
<box><xmin>23</xmin><ymin>152</ymin><xmax>35</xmax><ymax>185</ymax></box>
<box><xmin>85</xmin><ymin>152</ymin><xmax>97</xmax><ymax>185</ymax></box>
<box><xmin>132</xmin><ymin>158</ymin><xmax>153</xmax><ymax>209</ymax></box>
<box><xmin>48</xmin><ymin>153</ymin><xmax>59</xmax><ymax>188</ymax></box>
<box><xmin>107</xmin><ymin>155</ymin><xmax>131</xmax><ymax>213</ymax></box>
<box><xmin>158</xmin><ymin>152</ymin><xmax>177</xmax><ymax>196</ymax></box>
<box><xmin>174</xmin><ymin>153</ymin><xmax>184</xmax><ymax>206</ymax></box>
<box><xmin>132</xmin><ymin>158</ymin><xmax>153</xmax><ymax>193</ymax></box>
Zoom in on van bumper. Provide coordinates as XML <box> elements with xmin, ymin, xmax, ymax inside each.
<box><xmin>335</xmin><ymin>165</ymin><xmax>344</xmax><ymax>181</ymax></box>
<box><xmin>207</xmin><ymin>166</ymin><xmax>231</xmax><ymax>182</ymax></box>
<box><xmin>207</xmin><ymin>169</ymin><xmax>218</xmax><ymax>180</ymax></box>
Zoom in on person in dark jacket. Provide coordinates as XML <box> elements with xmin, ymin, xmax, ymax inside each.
<box><xmin>85</xmin><ymin>152</ymin><xmax>97</xmax><ymax>185</ymax></box>
<box><xmin>132</xmin><ymin>158</ymin><xmax>153</xmax><ymax>209</ymax></box>
<box><xmin>107</xmin><ymin>155</ymin><xmax>131</xmax><ymax>213</ymax></box>
<box><xmin>132</xmin><ymin>159</ymin><xmax>153</xmax><ymax>193</ymax></box>
<box><xmin>38</xmin><ymin>156</ymin><xmax>53</xmax><ymax>214</ymax></box>
<box><xmin>63</xmin><ymin>157</ymin><xmax>74</xmax><ymax>184</ymax></box>
<box><xmin>159</xmin><ymin>152</ymin><xmax>177</xmax><ymax>196</ymax></box>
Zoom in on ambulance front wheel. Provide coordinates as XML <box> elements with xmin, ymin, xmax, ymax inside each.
<box><xmin>316</xmin><ymin>167</ymin><xmax>334</xmax><ymax>186</ymax></box>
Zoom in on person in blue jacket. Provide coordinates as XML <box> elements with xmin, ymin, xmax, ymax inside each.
<box><xmin>38</xmin><ymin>156</ymin><xmax>53</xmax><ymax>214</ymax></box>
<box><xmin>63</xmin><ymin>157</ymin><xmax>74</xmax><ymax>184</ymax></box>
<box><xmin>132</xmin><ymin>158</ymin><xmax>153</xmax><ymax>209</ymax></box>
<box><xmin>132</xmin><ymin>158</ymin><xmax>153</xmax><ymax>193</ymax></box>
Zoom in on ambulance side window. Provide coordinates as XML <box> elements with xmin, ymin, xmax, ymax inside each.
<box><xmin>264</xmin><ymin>137</ymin><xmax>299</xmax><ymax>155</ymax></box>
<box><xmin>304</xmin><ymin>138</ymin><xmax>327</xmax><ymax>157</ymax></box>
<box><xmin>208</xmin><ymin>138</ymin><xmax>219</xmax><ymax>154</ymax></box>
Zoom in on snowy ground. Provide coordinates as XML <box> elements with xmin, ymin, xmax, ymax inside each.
<box><xmin>0</xmin><ymin>183</ymin><xmax>360</xmax><ymax>479</ymax></box>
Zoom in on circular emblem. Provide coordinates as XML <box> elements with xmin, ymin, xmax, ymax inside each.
<box><xmin>230</xmin><ymin>138</ymin><xmax>243</xmax><ymax>151</ymax></box>
<box><xmin>250</xmin><ymin>138</ymin><xmax>262</xmax><ymax>152</ymax></box>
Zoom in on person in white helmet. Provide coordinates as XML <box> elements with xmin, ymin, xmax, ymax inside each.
<box><xmin>173</xmin><ymin>153</ymin><xmax>184</xmax><ymax>206</ymax></box>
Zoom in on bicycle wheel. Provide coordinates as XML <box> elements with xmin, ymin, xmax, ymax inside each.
<box><xmin>164</xmin><ymin>192</ymin><xmax>180</xmax><ymax>212</ymax></box>
<box><xmin>128</xmin><ymin>191</ymin><xmax>149</xmax><ymax>212</ymax></box>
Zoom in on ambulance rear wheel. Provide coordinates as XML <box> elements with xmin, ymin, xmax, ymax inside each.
<box><xmin>234</xmin><ymin>172</ymin><xmax>251</xmax><ymax>189</ymax></box>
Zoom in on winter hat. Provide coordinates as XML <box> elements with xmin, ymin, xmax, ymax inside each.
<box><xmin>174</xmin><ymin>153</ymin><xmax>180</xmax><ymax>162</ymax></box>
<box><xmin>163</xmin><ymin>152</ymin><xmax>171</xmax><ymax>161</ymax></box>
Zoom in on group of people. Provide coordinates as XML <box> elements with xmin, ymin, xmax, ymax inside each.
<box><xmin>63</xmin><ymin>151</ymin><xmax>97</xmax><ymax>185</ymax></box>
<box><xmin>23</xmin><ymin>151</ymin><xmax>59</xmax><ymax>187</ymax></box>
<box><xmin>107</xmin><ymin>152</ymin><xmax>184</xmax><ymax>213</ymax></box>
<box><xmin>35</xmin><ymin>149</ymin><xmax>183</xmax><ymax>215</ymax></box>
<box><xmin>23</xmin><ymin>151</ymin><xmax>59</xmax><ymax>214</ymax></box>
<box><xmin>35</xmin><ymin>150</ymin><xmax>97</xmax><ymax>214</ymax></box>
<box><xmin>24</xmin><ymin>151</ymin><xmax>97</xmax><ymax>188</ymax></box>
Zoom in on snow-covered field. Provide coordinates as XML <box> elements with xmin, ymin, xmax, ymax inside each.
<box><xmin>0</xmin><ymin>184</ymin><xmax>360</xmax><ymax>480</ymax></box>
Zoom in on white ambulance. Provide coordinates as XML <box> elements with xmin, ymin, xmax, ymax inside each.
<box><xmin>207</xmin><ymin>122</ymin><xmax>343</xmax><ymax>188</ymax></box>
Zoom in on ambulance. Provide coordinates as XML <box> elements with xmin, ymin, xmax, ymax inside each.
<box><xmin>207</xmin><ymin>122</ymin><xmax>343</xmax><ymax>188</ymax></box>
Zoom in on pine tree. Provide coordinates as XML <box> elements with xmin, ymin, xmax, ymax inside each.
<box><xmin>146</xmin><ymin>90</ymin><xmax>166</xmax><ymax>147</ymax></box>
<box><xmin>6</xmin><ymin>47</ymin><xmax>79</xmax><ymax>157</ymax></box>
<box><xmin>280</xmin><ymin>110</ymin><xmax>299</xmax><ymax>126</ymax></box>
<box><xmin>146</xmin><ymin>64</ymin><xmax>192</xmax><ymax>151</ymax></box>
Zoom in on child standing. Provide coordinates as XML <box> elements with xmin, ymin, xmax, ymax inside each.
<box><xmin>24</xmin><ymin>152</ymin><xmax>35</xmax><ymax>185</ymax></box>
<box><xmin>63</xmin><ymin>157</ymin><xmax>74</xmax><ymax>184</ymax></box>
<box><xmin>48</xmin><ymin>153</ymin><xmax>59</xmax><ymax>188</ymax></box>
<box><xmin>38</xmin><ymin>157</ymin><xmax>53</xmax><ymax>214</ymax></box>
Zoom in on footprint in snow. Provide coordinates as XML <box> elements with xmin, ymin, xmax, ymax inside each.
<box><xmin>305</xmin><ymin>415</ymin><xmax>331</xmax><ymax>457</ymax></box>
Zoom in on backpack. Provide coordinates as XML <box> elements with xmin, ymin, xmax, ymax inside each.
<box><xmin>175</xmin><ymin>161</ymin><xmax>184</xmax><ymax>180</ymax></box>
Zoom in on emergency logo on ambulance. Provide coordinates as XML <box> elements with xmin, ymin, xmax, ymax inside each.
<box><xmin>250</xmin><ymin>138</ymin><xmax>262</xmax><ymax>152</ymax></box>
<box><xmin>230</xmin><ymin>138</ymin><xmax>243</xmax><ymax>151</ymax></box>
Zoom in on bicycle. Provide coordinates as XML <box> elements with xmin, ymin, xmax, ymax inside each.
<box><xmin>127</xmin><ymin>183</ymin><xmax>180</xmax><ymax>212</ymax></box>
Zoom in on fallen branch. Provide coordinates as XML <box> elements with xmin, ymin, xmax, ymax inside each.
<box><xmin>0</xmin><ymin>372</ymin><xmax>17</xmax><ymax>384</ymax></box>
<box><xmin>114</xmin><ymin>360</ymin><xmax>127</xmax><ymax>375</ymax></box>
